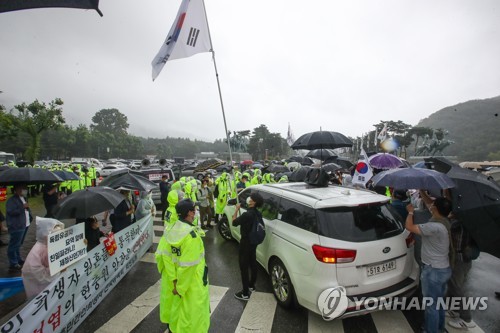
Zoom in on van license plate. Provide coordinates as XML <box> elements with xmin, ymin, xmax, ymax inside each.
<box><xmin>366</xmin><ymin>260</ymin><xmax>396</xmax><ymax>276</ymax></box>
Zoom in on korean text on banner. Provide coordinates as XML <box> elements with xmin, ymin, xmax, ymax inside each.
<box><xmin>48</xmin><ymin>223</ymin><xmax>87</xmax><ymax>276</ymax></box>
<box><xmin>151</xmin><ymin>0</ymin><xmax>212</xmax><ymax>80</ymax></box>
<box><xmin>0</xmin><ymin>215</ymin><xmax>154</xmax><ymax>333</ymax></box>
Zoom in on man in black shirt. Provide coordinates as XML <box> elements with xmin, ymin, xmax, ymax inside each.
<box><xmin>159</xmin><ymin>175</ymin><xmax>170</xmax><ymax>220</ymax></box>
<box><xmin>232</xmin><ymin>192</ymin><xmax>264</xmax><ymax>300</ymax></box>
<box><xmin>42</xmin><ymin>183</ymin><xmax>58</xmax><ymax>218</ymax></box>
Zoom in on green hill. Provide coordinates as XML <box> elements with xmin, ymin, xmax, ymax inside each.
<box><xmin>417</xmin><ymin>95</ymin><xmax>500</xmax><ymax>161</ymax></box>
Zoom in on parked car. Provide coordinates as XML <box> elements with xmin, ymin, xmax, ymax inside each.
<box><xmin>138</xmin><ymin>167</ymin><xmax>176</xmax><ymax>205</ymax></box>
<box><xmin>215</xmin><ymin>163</ymin><xmax>233</xmax><ymax>173</ymax></box>
<box><xmin>218</xmin><ymin>183</ymin><xmax>419</xmax><ymax>318</ymax></box>
<box><xmin>99</xmin><ymin>165</ymin><xmax>129</xmax><ymax>177</ymax></box>
<box><xmin>171</xmin><ymin>165</ymin><xmax>209</xmax><ymax>180</ymax></box>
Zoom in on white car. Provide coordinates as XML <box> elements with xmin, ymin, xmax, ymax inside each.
<box><xmin>99</xmin><ymin>165</ymin><xmax>128</xmax><ymax>177</ymax></box>
<box><xmin>218</xmin><ymin>183</ymin><xmax>419</xmax><ymax>318</ymax></box>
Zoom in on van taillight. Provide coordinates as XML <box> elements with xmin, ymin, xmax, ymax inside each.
<box><xmin>312</xmin><ymin>245</ymin><xmax>357</xmax><ymax>264</ymax></box>
<box><xmin>406</xmin><ymin>233</ymin><xmax>415</xmax><ymax>248</ymax></box>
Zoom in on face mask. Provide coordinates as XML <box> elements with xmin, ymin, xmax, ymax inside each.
<box><xmin>21</xmin><ymin>189</ymin><xmax>28</xmax><ymax>197</ymax></box>
<box><xmin>246</xmin><ymin>197</ymin><xmax>252</xmax><ymax>205</ymax></box>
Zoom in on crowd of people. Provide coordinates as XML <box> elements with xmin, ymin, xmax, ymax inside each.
<box><xmin>1</xmin><ymin>159</ymin><xmax>494</xmax><ymax>333</ymax></box>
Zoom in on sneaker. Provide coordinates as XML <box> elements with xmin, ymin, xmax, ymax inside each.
<box><xmin>446</xmin><ymin>310</ymin><xmax>459</xmax><ymax>318</ymax></box>
<box><xmin>249</xmin><ymin>286</ymin><xmax>255</xmax><ymax>292</ymax></box>
<box><xmin>448</xmin><ymin>318</ymin><xmax>476</xmax><ymax>330</ymax></box>
<box><xmin>234</xmin><ymin>291</ymin><xmax>250</xmax><ymax>301</ymax></box>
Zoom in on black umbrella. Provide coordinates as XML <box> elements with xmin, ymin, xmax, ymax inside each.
<box><xmin>323</xmin><ymin>156</ymin><xmax>354</xmax><ymax>170</ymax></box>
<box><xmin>52</xmin><ymin>170</ymin><xmax>80</xmax><ymax>181</ymax></box>
<box><xmin>0</xmin><ymin>167</ymin><xmax>63</xmax><ymax>186</ymax></box>
<box><xmin>98</xmin><ymin>170</ymin><xmax>157</xmax><ymax>192</ymax></box>
<box><xmin>289</xmin><ymin>166</ymin><xmax>312</xmax><ymax>182</ymax></box>
<box><xmin>263</xmin><ymin>164</ymin><xmax>290</xmax><ymax>174</ymax></box>
<box><xmin>0</xmin><ymin>0</ymin><xmax>103</xmax><ymax>16</ymax></box>
<box><xmin>291</xmin><ymin>131</ymin><xmax>353</xmax><ymax>150</ymax></box>
<box><xmin>426</xmin><ymin>157</ymin><xmax>500</xmax><ymax>259</ymax></box>
<box><xmin>305</xmin><ymin>149</ymin><xmax>338</xmax><ymax>160</ymax></box>
<box><xmin>288</xmin><ymin>156</ymin><xmax>315</xmax><ymax>166</ymax></box>
<box><xmin>53</xmin><ymin>187</ymin><xmax>124</xmax><ymax>219</ymax></box>
<box><xmin>316</xmin><ymin>163</ymin><xmax>344</xmax><ymax>174</ymax></box>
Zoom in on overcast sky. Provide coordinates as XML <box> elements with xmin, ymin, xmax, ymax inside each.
<box><xmin>1</xmin><ymin>0</ymin><xmax>499</xmax><ymax>143</ymax></box>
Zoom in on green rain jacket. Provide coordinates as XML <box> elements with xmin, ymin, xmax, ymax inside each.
<box><xmin>155</xmin><ymin>224</ymin><xmax>177</xmax><ymax>326</ymax></box>
<box><xmin>166</xmin><ymin>220</ymin><xmax>210</xmax><ymax>333</ymax></box>
<box><xmin>215</xmin><ymin>173</ymin><xmax>229</xmax><ymax>215</ymax></box>
<box><xmin>165</xmin><ymin>190</ymin><xmax>181</xmax><ymax>226</ymax></box>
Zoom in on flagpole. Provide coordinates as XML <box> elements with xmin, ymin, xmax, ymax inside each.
<box><xmin>201</xmin><ymin>0</ymin><xmax>234</xmax><ymax>167</ymax></box>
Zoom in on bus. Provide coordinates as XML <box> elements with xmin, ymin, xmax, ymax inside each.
<box><xmin>0</xmin><ymin>151</ymin><xmax>16</xmax><ymax>165</ymax></box>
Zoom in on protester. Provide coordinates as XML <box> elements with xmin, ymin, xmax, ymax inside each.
<box><xmin>237</xmin><ymin>175</ymin><xmax>248</xmax><ymax>192</ymax></box>
<box><xmin>135</xmin><ymin>190</ymin><xmax>155</xmax><ymax>221</ymax></box>
<box><xmin>391</xmin><ymin>189</ymin><xmax>409</xmax><ymax>220</ymax></box>
<box><xmin>85</xmin><ymin>216</ymin><xmax>106</xmax><ymax>252</ymax></box>
<box><xmin>406</xmin><ymin>193</ymin><xmax>453</xmax><ymax>333</ymax></box>
<box><xmin>163</xmin><ymin>199</ymin><xmax>210</xmax><ymax>332</ymax></box>
<box><xmin>197</xmin><ymin>179</ymin><xmax>213</xmax><ymax>230</ymax></box>
<box><xmin>6</xmin><ymin>184</ymin><xmax>33</xmax><ymax>271</ymax></box>
<box><xmin>111</xmin><ymin>190</ymin><xmax>135</xmax><ymax>233</ymax></box>
<box><xmin>22</xmin><ymin>217</ymin><xmax>64</xmax><ymax>299</ymax></box>
<box><xmin>42</xmin><ymin>183</ymin><xmax>58</xmax><ymax>218</ymax></box>
<box><xmin>159</xmin><ymin>175</ymin><xmax>170</xmax><ymax>220</ymax></box>
<box><xmin>232</xmin><ymin>192</ymin><xmax>264</xmax><ymax>300</ymax></box>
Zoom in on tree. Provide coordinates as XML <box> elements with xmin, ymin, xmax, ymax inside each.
<box><xmin>90</xmin><ymin>109</ymin><xmax>129</xmax><ymax>135</ymax></box>
<box><xmin>12</xmin><ymin>98</ymin><xmax>65</xmax><ymax>163</ymax></box>
<box><xmin>0</xmin><ymin>107</ymin><xmax>17</xmax><ymax>141</ymax></box>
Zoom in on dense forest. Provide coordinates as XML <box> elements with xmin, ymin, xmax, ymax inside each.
<box><xmin>2</xmin><ymin>95</ymin><xmax>499</xmax><ymax>163</ymax></box>
<box><xmin>417</xmin><ymin>95</ymin><xmax>500</xmax><ymax>161</ymax></box>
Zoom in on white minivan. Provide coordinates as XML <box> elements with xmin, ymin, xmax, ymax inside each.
<box><xmin>218</xmin><ymin>183</ymin><xmax>419</xmax><ymax>318</ymax></box>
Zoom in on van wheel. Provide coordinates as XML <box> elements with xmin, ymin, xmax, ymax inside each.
<box><xmin>269</xmin><ymin>259</ymin><xmax>295</xmax><ymax>308</ymax></box>
<box><xmin>217</xmin><ymin>215</ymin><xmax>233</xmax><ymax>241</ymax></box>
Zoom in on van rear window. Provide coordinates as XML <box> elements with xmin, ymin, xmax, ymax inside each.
<box><xmin>316</xmin><ymin>204</ymin><xmax>404</xmax><ymax>242</ymax></box>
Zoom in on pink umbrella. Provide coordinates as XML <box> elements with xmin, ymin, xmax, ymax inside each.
<box><xmin>368</xmin><ymin>153</ymin><xmax>404</xmax><ymax>170</ymax></box>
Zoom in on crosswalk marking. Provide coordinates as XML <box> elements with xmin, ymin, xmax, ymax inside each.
<box><xmin>371</xmin><ymin>310</ymin><xmax>413</xmax><ymax>332</ymax></box>
<box><xmin>210</xmin><ymin>285</ymin><xmax>229</xmax><ymax>316</ymax></box>
<box><xmin>96</xmin><ymin>280</ymin><xmax>161</xmax><ymax>333</ymax></box>
<box><xmin>235</xmin><ymin>292</ymin><xmax>277</xmax><ymax>332</ymax></box>
<box><xmin>153</xmin><ymin>225</ymin><xmax>164</xmax><ymax>232</ymax></box>
<box><xmin>308</xmin><ymin>312</ymin><xmax>344</xmax><ymax>333</ymax></box>
<box><xmin>140</xmin><ymin>252</ymin><xmax>156</xmax><ymax>264</ymax></box>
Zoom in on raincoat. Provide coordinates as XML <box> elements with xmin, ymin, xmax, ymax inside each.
<box><xmin>135</xmin><ymin>192</ymin><xmax>154</xmax><ymax>221</ymax></box>
<box><xmin>251</xmin><ymin>169</ymin><xmax>262</xmax><ymax>185</ymax></box>
<box><xmin>165</xmin><ymin>190</ymin><xmax>183</xmax><ymax>225</ymax></box>
<box><xmin>22</xmin><ymin>217</ymin><xmax>64</xmax><ymax>299</ymax></box>
<box><xmin>166</xmin><ymin>220</ymin><xmax>210</xmax><ymax>333</ymax></box>
<box><xmin>230</xmin><ymin>171</ymin><xmax>242</xmax><ymax>199</ymax></box>
<box><xmin>215</xmin><ymin>172</ymin><xmax>229</xmax><ymax>215</ymax></box>
<box><xmin>155</xmin><ymin>224</ymin><xmax>177</xmax><ymax>326</ymax></box>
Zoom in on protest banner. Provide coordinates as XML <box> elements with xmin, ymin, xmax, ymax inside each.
<box><xmin>48</xmin><ymin>223</ymin><xmax>87</xmax><ymax>276</ymax></box>
<box><xmin>0</xmin><ymin>214</ymin><xmax>154</xmax><ymax>333</ymax></box>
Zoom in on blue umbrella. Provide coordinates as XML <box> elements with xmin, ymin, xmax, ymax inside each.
<box><xmin>372</xmin><ymin>167</ymin><xmax>455</xmax><ymax>190</ymax></box>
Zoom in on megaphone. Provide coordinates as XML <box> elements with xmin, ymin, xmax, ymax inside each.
<box><xmin>159</xmin><ymin>158</ymin><xmax>168</xmax><ymax>167</ymax></box>
<box><xmin>141</xmin><ymin>159</ymin><xmax>151</xmax><ymax>168</ymax></box>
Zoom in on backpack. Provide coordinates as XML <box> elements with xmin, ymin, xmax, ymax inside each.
<box><xmin>249</xmin><ymin>210</ymin><xmax>266</xmax><ymax>245</ymax></box>
<box><xmin>450</xmin><ymin>219</ymin><xmax>480</xmax><ymax>262</ymax></box>
<box><xmin>305</xmin><ymin>168</ymin><xmax>329</xmax><ymax>187</ymax></box>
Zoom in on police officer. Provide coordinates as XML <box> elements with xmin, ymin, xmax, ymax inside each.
<box><xmin>162</xmin><ymin>199</ymin><xmax>210</xmax><ymax>332</ymax></box>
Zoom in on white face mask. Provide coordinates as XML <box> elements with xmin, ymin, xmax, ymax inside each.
<box><xmin>246</xmin><ymin>197</ymin><xmax>252</xmax><ymax>205</ymax></box>
<box><xmin>21</xmin><ymin>189</ymin><xmax>28</xmax><ymax>197</ymax></box>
